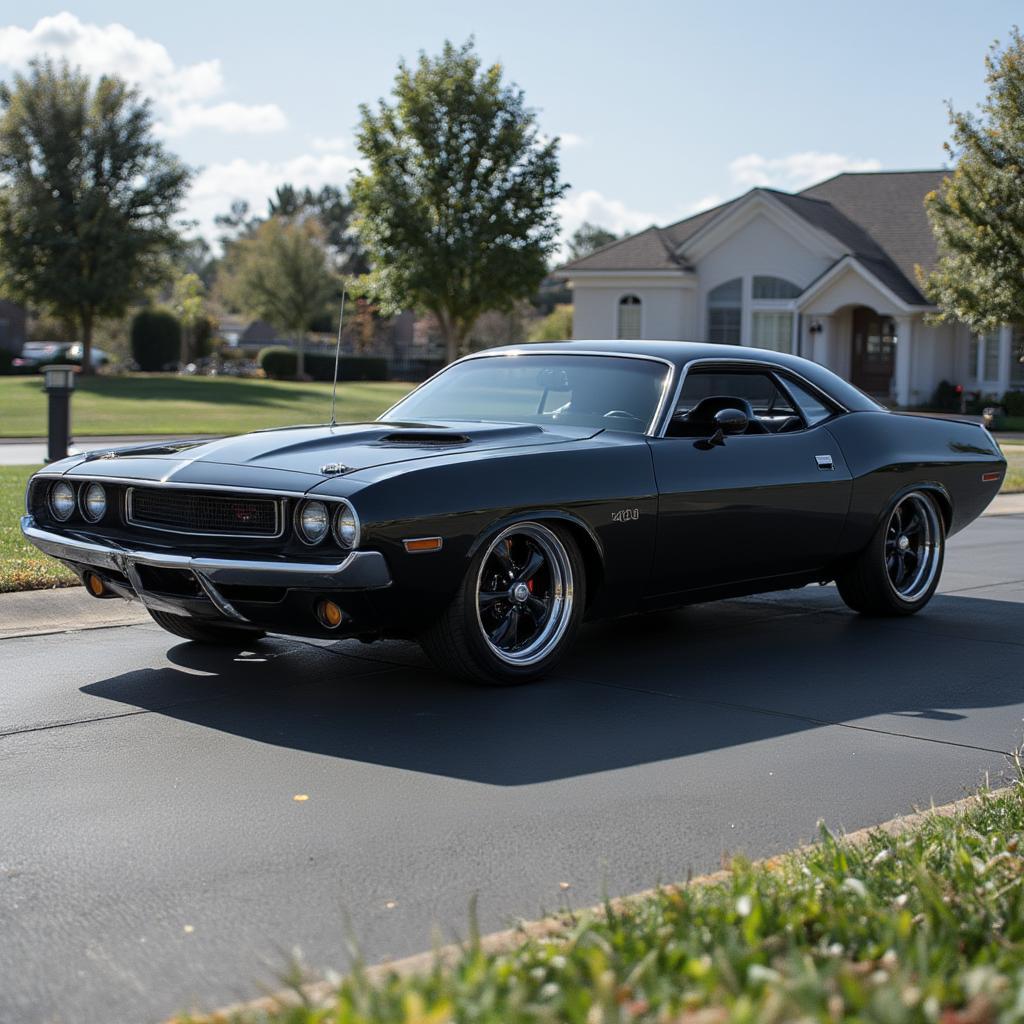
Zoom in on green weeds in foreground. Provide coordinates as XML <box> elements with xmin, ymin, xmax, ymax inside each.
<box><xmin>183</xmin><ymin>773</ymin><xmax>1024</xmax><ymax>1023</ymax></box>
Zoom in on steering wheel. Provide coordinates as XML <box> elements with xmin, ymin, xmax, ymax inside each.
<box><xmin>603</xmin><ymin>409</ymin><xmax>644</xmax><ymax>425</ymax></box>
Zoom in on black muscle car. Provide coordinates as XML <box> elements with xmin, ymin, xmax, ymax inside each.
<box><xmin>21</xmin><ymin>341</ymin><xmax>1007</xmax><ymax>684</ymax></box>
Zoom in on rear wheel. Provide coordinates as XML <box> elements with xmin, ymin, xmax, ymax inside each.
<box><xmin>420</xmin><ymin>521</ymin><xmax>585</xmax><ymax>685</ymax></box>
<box><xmin>148</xmin><ymin>609</ymin><xmax>265</xmax><ymax>645</ymax></box>
<box><xmin>837</xmin><ymin>490</ymin><xmax>945</xmax><ymax>616</ymax></box>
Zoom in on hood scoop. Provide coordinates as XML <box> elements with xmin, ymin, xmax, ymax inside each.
<box><xmin>376</xmin><ymin>430</ymin><xmax>472</xmax><ymax>446</ymax></box>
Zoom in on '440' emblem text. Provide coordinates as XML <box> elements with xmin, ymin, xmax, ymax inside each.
<box><xmin>611</xmin><ymin>508</ymin><xmax>640</xmax><ymax>523</ymax></box>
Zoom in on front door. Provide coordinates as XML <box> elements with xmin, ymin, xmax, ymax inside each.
<box><xmin>647</xmin><ymin>366</ymin><xmax>853</xmax><ymax>598</ymax></box>
<box><xmin>851</xmin><ymin>307</ymin><xmax>896</xmax><ymax>396</ymax></box>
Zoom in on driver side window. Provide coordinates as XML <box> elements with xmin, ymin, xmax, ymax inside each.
<box><xmin>668</xmin><ymin>369</ymin><xmax>799</xmax><ymax>438</ymax></box>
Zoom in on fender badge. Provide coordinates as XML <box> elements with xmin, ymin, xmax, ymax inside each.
<box><xmin>320</xmin><ymin>463</ymin><xmax>349</xmax><ymax>475</ymax></box>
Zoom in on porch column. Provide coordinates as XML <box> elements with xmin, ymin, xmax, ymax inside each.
<box><xmin>894</xmin><ymin>315</ymin><xmax>913</xmax><ymax>407</ymax></box>
<box><xmin>811</xmin><ymin>315</ymin><xmax>832</xmax><ymax>368</ymax></box>
<box><xmin>998</xmin><ymin>325</ymin><xmax>1013</xmax><ymax>394</ymax></box>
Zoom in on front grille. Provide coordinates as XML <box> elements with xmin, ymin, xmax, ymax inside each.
<box><xmin>127</xmin><ymin>488</ymin><xmax>282</xmax><ymax>538</ymax></box>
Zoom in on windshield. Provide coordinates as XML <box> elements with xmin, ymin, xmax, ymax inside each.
<box><xmin>384</xmin><ymin>354</ymin><xmax>671</xmax><ymax>434</ymax></box>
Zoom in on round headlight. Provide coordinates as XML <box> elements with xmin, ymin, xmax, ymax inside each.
<box><xmin>49</xmin><ymin>481</ymin><xmax>76</xmax><ymax>521</ymax></box>
<box><xmin>333</xmin><ymin>501</ymin><xmax>360</xmax><ymax>549</ymax></box>
<box><xmin>297</xmin><ymin>500</ymin><xmax>330</xmax><ymax>544</ymax></box>
<box><xmin>82</xmin><ymin>482</ymin><xmax>107</xmax><ymax>523</ymax></box>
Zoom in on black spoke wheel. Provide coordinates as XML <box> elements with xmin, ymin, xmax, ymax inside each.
<box><xmin>420</xmin><ymin>521</ymin><xmax>585</xmax><ymax>685</ymax></box>
<box><xmin>475</xmin><ymin>524</ymin><xmax>574</xmax><ymax>667</ymax></box>
<box><xmin>837</xmin><ymin>490</ymin><xmax>945</xmax><ymax>616</ymax></box>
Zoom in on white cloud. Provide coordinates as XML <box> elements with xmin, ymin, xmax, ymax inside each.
<box><xmin>0</xmin><ymin>12</ymin><xmax>286</xmax><ymax>137</ymax></box>
<box><xmin>311</xmin><ymin>136</ymin><xmax>351</xmax><ymax>152</ymax></box>
<box><xmin>728</xmin><ymin>151</ymin><xmax>882</xmax><ymax>191</ymax></box>
<box><xmin>556</xmin><ymin>187</ymin><xmax>660</xmax><ymax>240</ymax></box>
<box><xmin>557</xmin><ymin>131</ymin><xmax>585</xmax><ymax>148</ymax></box>
<box><xmin>682</xmin><ymin>193</ymin><xmax>723</xmax><ymax>216</ymax></box>
<box><xmin>188</xmin><ymin>151</ymin><xmax>365</xmax><ymax>243</ymax></box>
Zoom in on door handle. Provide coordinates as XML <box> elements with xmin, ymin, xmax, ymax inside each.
<box><xmin>815</xmin><ymin>454</ymin><xmax>835</xmax><ymax>471</ymax></box>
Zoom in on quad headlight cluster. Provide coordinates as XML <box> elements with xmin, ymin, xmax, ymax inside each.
<box><xmin>294</xmin><ymin>499</ymin><xmax>360</xmax><ymax>549</ymax></box>
<box><xmin>47</xmin><ymin>480</ymin><xmax>108</xmax><ymax>523</ymax></box>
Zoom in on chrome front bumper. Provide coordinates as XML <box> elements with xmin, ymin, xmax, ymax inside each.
<box><xmin>20</xmin><ymin>515</ymin><xmax>391</xmax><ymax>623</ymax></box>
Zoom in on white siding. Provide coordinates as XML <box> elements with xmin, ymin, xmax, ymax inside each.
<box><xmin>571</xmin><ymin>277</ymin><xmax>695</xmax><ymax>341</ymax></box>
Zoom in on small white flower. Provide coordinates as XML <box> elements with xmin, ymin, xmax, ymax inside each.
<box><xmin>539</xmin><ymin>982</ymin><xmax>560</xmax><ymax>999</ymax></box>
<box><xmin>871</xmin><ymin>849</ymin><xmax>892</xmax><ymax>866</ymax></box>
<box><xmin>893</xmin><ymin>893</ymin><xmax>909</xmax><ymax>908</ymax></box>
<box><xmin>748</xmin><ymin>964</ymin><xmax>781</xmax><ymax>984</ymax></box>
<box><xmin>842</xmin><ymin>878</ymin><xmax>867</xmax><ymax>898</ymax></box>
<box><xmin>736</xmin><ymin>894</ymin><xmax>753</xmax><ymax>917</ymax></box>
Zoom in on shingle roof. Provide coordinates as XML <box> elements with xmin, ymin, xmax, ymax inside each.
<box><xmin>557</xmin><ymin>170</ymin><xmax>950</xmax><ymax>306</ymax></box>
<box><xmin>799</xmin><ymin>170</ymin><xmax>948</xmax><ymax>293</ymax></box>
<box><xmin>558</xmin><ymin>225</ymin><xmax>687</xmax><ymax>272</ymax></box>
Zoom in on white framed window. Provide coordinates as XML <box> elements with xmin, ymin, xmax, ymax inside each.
<box><xmin>617</xmin><ymin>294</ymin><xmax>642</xmax><ymax>340</ymax></box>
<box><xmin>707</xmin><ymin>278</ymin><xmax>742</xmax><ymax>344</ymax></box>
<box><xmin>751</xmin><ymin>311</ymin><xmax>795</xmax><ymax>352</ymax></box>
<box><xmin>752</xmin><ymin>276</ymin><xmax>801</xmax><ymax>300</ymax></box>
<box><xmin>983</xmin><ymin>330</ymin><xmax>1001</xmax><ymax>381</ymax></box>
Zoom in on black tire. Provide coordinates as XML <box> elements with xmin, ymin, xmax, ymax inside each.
<box><xmin>148</xmin><ymin>609</ymin><xmax>265</xmax><ymax>645</ymax></box>
<box><xmin>836</xmin><ymin>490</ymin><xmax>945</xmax><ymax>616</ymax></box>
<box><xmin>420</xmin><ymin>520</ymin><xmax>586</xmax><ymax>685</ymax></box>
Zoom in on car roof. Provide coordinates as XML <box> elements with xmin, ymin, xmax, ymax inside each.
<box><xmin>473</xmin><ymin>340</ymin><xmax>881</xmax><ymax>412</ymax></box>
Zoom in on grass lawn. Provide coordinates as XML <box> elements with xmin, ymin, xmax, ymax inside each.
<box><xmin>0</xmin><ymin>374</ymin><xmax>412</xmax><ymax>437</ymax></box>
<box><xmin>0</xmin><ymin>465</ymin><xmax>76</xmax><ymax>592</ymax></box>
<box><xmin>1003</xmin><ymin>444</ymin><xmax>1024</xmax><ymax>493</ymax></box>
<box><xmin>178</xmin><ymin>780</ymin><xmax>1024</xmax><ymax>1023</ymax></box>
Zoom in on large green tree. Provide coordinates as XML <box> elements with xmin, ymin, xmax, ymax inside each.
<box><xmin>352</xmin><ymin>39</ymin><xmax>568</xmax><ymax>362</ymax></box>
<box><xmin>223</xmin><ymin>216</ymin><xmax>336</xmax><ymax>378</ymax></box>
<box><xmin>920</xmin><ymin>29</ymin><xmax>1024</xmax><ymax>333</ymax></box>
<box><xmin>0</xmin><ymin>60</ymin><xmax>191</xmax><ymax>372</ymax></box>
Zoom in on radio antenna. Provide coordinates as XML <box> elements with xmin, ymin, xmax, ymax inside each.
<box><xmin>329</xmin><ymin>287</ymin><xmax>347</xmax><ymax>427</ymax></box>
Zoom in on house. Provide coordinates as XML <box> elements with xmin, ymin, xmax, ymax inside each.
<box><xmin>556</xmin><ymin>171</ymin><xmax>1024</xmax><ymax>406</ymax></box>
<box><xmin>0</xmin><ymin>299</ymin><xmax>27</xmax><ymax>355</ymax></box>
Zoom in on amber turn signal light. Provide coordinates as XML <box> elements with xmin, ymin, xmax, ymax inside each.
<box><xmin>84</xmin><ymin>572</ymin><xmax>106</xmax><ymax>598</ymax></box>
<box><xmin>403</xmin><ymin>537</ymin><xmax>443</xmax><ymax>553</ymax></box>
<box><xmin>316</xmin><ymin>599</ymin><xmax>344</xmax><ymax>629</ymax></box>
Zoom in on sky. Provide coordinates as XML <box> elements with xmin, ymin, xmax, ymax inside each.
<box><xmin>0</xmin><ymin>2</ymin><xmax>1017</xmax><ymax>251</ymax></box>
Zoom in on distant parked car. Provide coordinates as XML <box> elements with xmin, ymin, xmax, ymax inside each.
<box><xmin>13</xmin><ymin>342</ymin><xmax>110</xmax><ymax>373</ymax></box>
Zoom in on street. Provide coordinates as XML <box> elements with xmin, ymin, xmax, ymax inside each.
<box><xmin>1</xmin><ymin>511</ymin><xmax>1022</xmax><ymax>1024</ymax></box>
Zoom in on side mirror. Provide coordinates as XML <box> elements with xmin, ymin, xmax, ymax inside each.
<box><xmin>714</xmin><ymin>407</ymin><xmax>748</xmax><ymax>435</ymax></box>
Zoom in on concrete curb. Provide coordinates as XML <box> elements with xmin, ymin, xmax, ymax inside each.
<box><xmin>0</xmin><ymin>586</ymin><xmax>148</xmax><ymax>640</ymax></box>
<box><xmin>171</xmin><ymin>787</ymin><xmax>1011</xmax><ymax>1023</ymax></box>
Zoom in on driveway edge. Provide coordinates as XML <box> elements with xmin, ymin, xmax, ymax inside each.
<box><xmin>174</xmin><ymin>786</ymin><xmax>1007</xmax><ymax>1023</ymax></box>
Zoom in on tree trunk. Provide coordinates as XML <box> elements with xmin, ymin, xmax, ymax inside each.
<box><xmin>79</xmin><ymin>309</ymin><xmax>94</xmax><ymax>376</ymax></box>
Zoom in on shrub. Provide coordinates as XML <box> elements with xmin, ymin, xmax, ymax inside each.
<box><xmin>0</xmin><ymin>349</ymin><xmax>14</xmax><ymax>375</ymax></box>
<box><xmin>307</xmin><ymin>354</ymin><xmax>388</xmax><ymax>382</ymax></box>
<box><xmin>1002</xmin><ymin>389</ymin><xmax>1024</xmax><ymax>417</ymax></box>
<box><xmin>258</xmin><ymin>346</ymin><xmax>298</xmax><ymax>379</ymax></box>
<box><xmin>130</xmin><ymin>309</ymin><xmax>182</xmax><ymax>371</ymax></box>
<box><xmin>928</xmin><ymin>379</ymin><xmax>962</xmax><ymax>411</ymax></box>
<box><xmin>528</xmin><ymin>304</ymin><xmax>573</xmax><ymax>342</ymax></box>
<box><xmin>259</xmin><ymin>347</ymin><xmax>389</xmax><ymax>382</ymax></box>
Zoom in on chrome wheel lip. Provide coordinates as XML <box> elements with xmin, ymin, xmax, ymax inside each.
<box><xmin>475</xmin><ymin>522</ymin><xmax>574</xmax><ymax>667</ymax></box>
<box><xmin>884</xmin><ymin>492</ymin><xmax>942</xmax><ymax>603</ymax></box>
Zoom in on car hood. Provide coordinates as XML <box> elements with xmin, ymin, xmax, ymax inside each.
<box><xmin>56</xmin><ymin>421</ymin><xmax>600</xmax><ymax>494</ymax></box>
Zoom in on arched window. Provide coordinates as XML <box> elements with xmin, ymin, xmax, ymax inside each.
<box><xmin>752</xmin><ymin>276</ymin><xmax>801</xmax><ymax>299</ymax></box>
<box><xmin>707</xmin><ymin>278</ymin><xmax>742</xmax><ymax>344</ymax></box>
<box><xmin>617</xmin><ymin>294</ymin><xmax>642</xmax><ymax>339</ymax></box>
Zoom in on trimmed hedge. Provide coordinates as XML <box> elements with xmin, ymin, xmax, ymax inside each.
<box><xmin>131</xmin><ymin>310</ymin><xmax>182</xmax><ymax>371</ymax></box>
<box><xmin>1003</xmin><ymin>389</ymin><xmax>1024</xmax><ymax>417</ymax></box>
<box><xmin>258</xmin><ymin>346</ymin><xmax>388</xmax><ymax>382</ymax></box>
<box><xmin>0</xmin><ymin>349</ymin><xmax>14</xmax><ymax>375</ymax></box>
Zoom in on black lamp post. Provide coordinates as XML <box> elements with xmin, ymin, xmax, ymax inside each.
<box><xmin>42</xmin><ymin>364</ymin><xmax>75</xmax><ymax>463</ymax></box>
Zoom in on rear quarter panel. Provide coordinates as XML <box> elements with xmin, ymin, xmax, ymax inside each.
<box><xmin>825</xmin><ymin>411</ymin><xmax>1005</xmax><ymax>552</ymax></box>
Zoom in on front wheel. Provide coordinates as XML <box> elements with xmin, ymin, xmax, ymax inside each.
<box><xmin>836</xmin><ymin>490</ymin><xmax>945</xmax><ymax>616</ymax></box>
<box><xmin>420</xmin><ymin>521</ymin><xmax>585</xmax><ymax>685</ymax></box>
<box><xmin>148</xmin><ymin>609</ymin><xmax>266</xmax><ymax>645</ymax></box>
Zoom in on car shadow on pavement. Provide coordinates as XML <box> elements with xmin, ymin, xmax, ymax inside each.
<box><xmin>80</xmin><ymin>590</ymin><xmax>1024</xmax><ymax>786</ymax></box>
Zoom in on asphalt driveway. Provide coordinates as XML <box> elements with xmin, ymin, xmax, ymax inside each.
<box><xmin>1</xmin><ymin>511</ymin><xmax>1021</xmax><ymax>1023</ymax></box>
